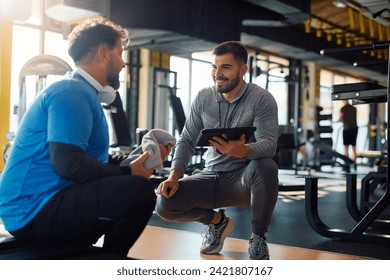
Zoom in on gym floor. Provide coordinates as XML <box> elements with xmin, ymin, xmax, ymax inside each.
<box><xmin>149</xmin><ymin>167</ymin><xmax>390</xmax><ymax>260</ymax></box>
<box><xmin>1</xmin><ymin>166</ymin><xmax>389</xmax><ymax>260</ymax></box>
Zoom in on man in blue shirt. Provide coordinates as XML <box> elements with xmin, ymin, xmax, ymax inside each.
<box><xmin>0</xmin><ymin>18</ymin><xmax>167</xmax><ymax>258</ymax></box>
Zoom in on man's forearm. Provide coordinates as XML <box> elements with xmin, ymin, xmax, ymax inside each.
<box><xmin>169</xmin><ymin>168</ymin><xmax>183</xmax><ymax>181</ymax></box>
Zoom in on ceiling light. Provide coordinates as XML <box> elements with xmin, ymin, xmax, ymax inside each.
<box><xmin>333</xmin><ymin>1</ymin><xmax>347</xmax><ymax>8</ymax></box>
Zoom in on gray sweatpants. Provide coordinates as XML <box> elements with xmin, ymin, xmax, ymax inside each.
<box><xmin>156</xmin><ymin>158</ymin><xmax>279</xmax><ymax>236</ymax></box>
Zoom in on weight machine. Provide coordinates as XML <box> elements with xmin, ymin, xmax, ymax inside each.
<box><xmin>304</xmin><ymin>41</ymin><xmax>390</xmax><ymax>245</ymax></box>
<box><xmin>4</xmin><ymin>55</ymin><xmax>73</xmax><ymax>162</ymax></box>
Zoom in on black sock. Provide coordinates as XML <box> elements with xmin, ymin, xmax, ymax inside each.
<box><xmin>215</xmin><ymin>212</ymin><xmax>226</xmax><ymax>226</ymax></box>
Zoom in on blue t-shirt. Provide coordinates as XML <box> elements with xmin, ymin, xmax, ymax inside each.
<box><xmin>0</xmin><ymin>72</ymin><xmax>109</xmax><ymax>232</ymax></box>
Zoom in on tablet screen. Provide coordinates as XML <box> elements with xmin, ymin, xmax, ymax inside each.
<box><xmin>196</xmin><ymin>127</ymin><xmax>256</xmax><ymax>146</ymax></box>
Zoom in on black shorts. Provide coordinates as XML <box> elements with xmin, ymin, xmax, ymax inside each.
<box><xmin>343</xmin><ymin>127</ymin><xmax>358</xmax><ymax>146</ymax></box>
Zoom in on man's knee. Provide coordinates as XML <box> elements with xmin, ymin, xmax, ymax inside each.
<box><xmin>250</xmin><ymin>158</ymin><xmax>278</xmax><ymax>185</ymax></box>
<box><xmin>155</xmin><ymin>195</ymin><xmax>179</xmax><ymax>221</ymax></box>
<box><xmin>155</xmin><ymin>196</ymin><xmax>170</xmax><ymax>220</ymax></box>
<box><xmin>246</xmin><ymin>159</ymin><xmax>279</xmax><ymax>205</ymax></box>
<box><xmin>126</xmin><ymin>176</ymin><xmax>157</xmax><ymax>208</ymax></box>
<box><xmin>135</xmin><ymin>175</ymin><xmax>154</xmax><ymax>190</ymax></box>
<box><xmin>253</xmin><ymin>158</ymin><xmax>278</xmax><ymax>174</ymax></box>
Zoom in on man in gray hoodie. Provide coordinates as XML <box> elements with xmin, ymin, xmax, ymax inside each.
<box><xmin>156</xmin><ymin>41</ymin><xmax>279</xmax><ymax>260</ymax></box>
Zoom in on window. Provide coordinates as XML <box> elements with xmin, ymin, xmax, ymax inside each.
<box><xmin>44</xmin><ymin>31</ymin><xmax>75</xmax><ymax>69</ymax></box>
<box><xmin>171</xmin><ymin>52</ymin><xmax>290</xmax><ymax>126</ymax></box>
<box><xmin>170</xmin><ymin>56</ymin><xmax>190</xmax><ymax>113</ymax></box>
<box><xmin>9</xmin><ymin>25</ymin><xmax>40</xmax><ymax>134</ymax></box>
<box><xmin>8</xmin><ymin>13</ymin><xmax>127</xmax><ymax>146</ymax></box>
<box><xmin>319</xmin><ymin>69</ymin><xmax>370</xmax><ymax>155</ymax></box>
<box><xmin>255</xmin><ymin>55</ymin><xmax>289</xmax><ymax>125</ymax></box>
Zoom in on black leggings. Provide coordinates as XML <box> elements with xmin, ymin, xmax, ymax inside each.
<box><xmin>11</xmin><ymin>175</ymin><xmax>156</xmax><ymax>256</ymax></box>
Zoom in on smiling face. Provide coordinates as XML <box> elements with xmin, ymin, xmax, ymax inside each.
<box><xmin>211</xmin><ymin>52</ymin><xmax>247</xmax><ymax>96</ymax></box>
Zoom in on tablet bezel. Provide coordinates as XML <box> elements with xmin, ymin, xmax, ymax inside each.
<box><xmin>196</xmin><ymin>127</ymin><xmax>256</xmax><ymax>146</ymax></box>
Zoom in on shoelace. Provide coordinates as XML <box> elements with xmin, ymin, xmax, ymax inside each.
<box><xmin>249</xmin><ymin>236</ymin><xmax>267</xmax><ymax>256</ymax></box>
<box><xmin>201</xmin><ymin>217</ymin><xmax>227</xmax><ymax>245</ymax></box>
<box><xmin>201</xmin><ymin>224</ymin><xmax>217</xmax><ymax>245</ymax></box>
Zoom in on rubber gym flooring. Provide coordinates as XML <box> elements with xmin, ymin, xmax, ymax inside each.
<box><xmin>1</xmin><ymin>166</ymin><xmax>389</xmax><ymax>259</ymax></box>
<box><xmin>148</xmin><ymin>167</ymin><xmax>390</xmax><ymax>260</ymax></box>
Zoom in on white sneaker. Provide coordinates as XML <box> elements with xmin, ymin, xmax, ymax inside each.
<box><xmin>248</xmin><ymin>234</ymin><xmax>270</xmax><ymax>260</ymax></box>
<box><xmin>200</xmin><ymin>209</ymin><xmax>235</xmax><ymax>254</ymax></box>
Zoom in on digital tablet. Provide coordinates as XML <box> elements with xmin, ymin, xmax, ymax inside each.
<box><xmin>196</xmin><ymin>127</ymin><xmax>256</xmax><ymax>146</ymax></box>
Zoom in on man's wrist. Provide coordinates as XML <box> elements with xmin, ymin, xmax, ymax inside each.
<box><xmin>242</xmin><ymin>145</ymin><xmax>250</xmax><ymax>158</ymax></box>
<box><xmin>169</xmin><ymin>168</ymin><xmax>183</xmax><ymax>180</ymax></box>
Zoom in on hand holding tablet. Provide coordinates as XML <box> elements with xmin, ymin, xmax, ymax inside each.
<box><xmin>196</xmin><ymin>127</ymin><xmax>256</xmax><ymax>146</ymax></box>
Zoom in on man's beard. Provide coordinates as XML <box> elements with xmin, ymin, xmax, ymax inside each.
<box><xmin>215</xmin><ymin>74</ymin><xmax>240</xmax><ymax>93</ymax></box>
<box><xmin>107</xmin><ymin>73</ymin><xmax>120</xmax><ymax>90</ymax></box>
<box><xmin>107</xmin><ymin>60</ymin><xmax>120</xmax><ymax>90</ymax></box>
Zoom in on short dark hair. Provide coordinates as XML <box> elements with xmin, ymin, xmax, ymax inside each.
<box><xmin>68</xmin><ymin>18</ymin><xmax>128</xmax><ymax>64</ymax></box>
<box><xmin>211</xmin><ymin>41</ymin><xmax>248</xmax><ymax>65</ymax></box>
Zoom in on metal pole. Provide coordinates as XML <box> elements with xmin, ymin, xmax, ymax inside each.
<box><xmin>320</xmin><ymin>41</ymin><xmax>390</xmax><ymax>55</ymax></box>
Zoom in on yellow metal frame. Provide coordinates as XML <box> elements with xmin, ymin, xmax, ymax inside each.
<box><xmin>0</xmin><ymin>20</ymin><xmax>12</xmax><ymax>171</ymax></box>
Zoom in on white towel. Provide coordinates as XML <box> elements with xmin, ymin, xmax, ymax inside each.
<box><xmin>120</xmin><ymin>129</ymin><xmax>176</xmax><ymax>171</ymax></box>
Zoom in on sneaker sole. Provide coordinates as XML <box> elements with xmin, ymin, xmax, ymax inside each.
<box><xmin>201</xmin><ymin>218</ymin><xmax>235</xmax><ymax>254</ymax></box>
<box><xmin>249</xmin><ymin>255</ymin><xmax>270</xmax><ymax>260</ymax></box>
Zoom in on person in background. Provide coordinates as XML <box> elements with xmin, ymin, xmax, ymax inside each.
<box><xmin>155</xmin><ymin>41</ymin><xmax>279</xmax><ymax>260</ymax></box>
<box><xmin>0</xmin><ymin>18</ymin><xmax>171</xmax><ymax>258</ymax></box>
<box><xmin>339</xmin><ymin>100</ymin><xmax>358</xmax><ymax>162</ymax></box>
